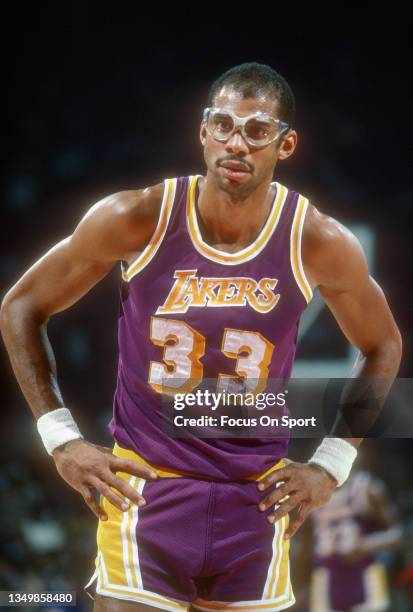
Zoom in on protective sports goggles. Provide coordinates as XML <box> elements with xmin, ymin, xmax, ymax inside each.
<box><xmin>203</xmin><ymin>107</ymin><xmax>290</xmax><ymax>147</ymax></box>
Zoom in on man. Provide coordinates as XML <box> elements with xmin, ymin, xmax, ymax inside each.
<box><xmin>0</xmin><ymin>63</ymin><xmax>402</xmax><ymax>611</ymax></box>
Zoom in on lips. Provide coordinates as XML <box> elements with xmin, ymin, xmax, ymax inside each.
<box><xmin>219</xmin><ymin>161</ymin><xmax>252</xmax><ymax>182</ymax></box>
<box><xmin>220</xmin><ymin>160</ymin><xmax>251</xmax><ymax>173</ymax></box>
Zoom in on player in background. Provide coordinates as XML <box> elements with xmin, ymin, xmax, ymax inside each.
<box><xmin>294</xmin><ymin>469</ymin><xmax>403</xmax><ymax>611</ymax></box>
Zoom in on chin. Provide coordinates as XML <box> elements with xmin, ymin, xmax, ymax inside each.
<box><xmin>213</xmin><ymin>171</ymin><xmax>254</xmax><ymax>195</ymax></box>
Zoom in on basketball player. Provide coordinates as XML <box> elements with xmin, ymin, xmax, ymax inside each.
<box><xmin>308</xmin><ymin>470</ymin><xmax>402</xmax><ymax>611</ymax></box>
<box><xmin>0</xmin><ymin>63</ymin><xmax>402</xmax><ymax>611</ymax></box>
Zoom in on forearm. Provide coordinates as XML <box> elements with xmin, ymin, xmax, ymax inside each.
<box><xmin>351</xmin><ymin>337</ymin><xmax>402</xmax><ymax>379</ymax></box>
<box><xmin>331</xmin><ymin>341</ymin><xmax>402</xmax><ymax>443</ymax></box>
<box><xmin>0</xmin><ymin>296</ymin><xmax>64</xmax><ymax>419</ymax></box>
<box><xmin>362</xmin><ymin>524</ymin><xmax>403</xmax><ymax>555</ymax></box>
<box><xmin>308</xmin><ymin>342</ymin><xmax>401</xmax><ymax>485</ymax></box>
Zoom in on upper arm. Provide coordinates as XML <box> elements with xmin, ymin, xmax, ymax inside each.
<box><xmin>1</xmin><ymin>183</ymin><xmax>164</xmax><ymax>321</ymax></box>
<box><xmin>302</xmin><ymin>205</ymin><xmax>402</xmax><ymax>360</ymax></box>
<box><xmin>367</xmin><ymin>478</ymin><xmax>400</xmax><ymax>528</ymax></box>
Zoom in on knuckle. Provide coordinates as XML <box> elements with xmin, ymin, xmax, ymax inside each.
<box><xmin>88</xmin><ymin>465</ymin><xmax>103</xmax><ymax>480</ymax></box>
<box><xmin>113</xmin><ymin>481</ymin><xmax>126</xmax><ymax>496</ymax></box>
<box><xmin>112</xmin><ymin>479</ymin><xmax>127</xmax><ymax>494</ymax></box>
<box><xmin>98</xmin><ymin>460</ymin><xmax>111</xmax><ymax>476</ymax></box>
<box><xmin>265</xmin><ymin>494</ymin><xmax>277</xmax><ymax>506</ymax></box>
<box><xmin>264</xmin><ymin>474</ymin><xmax>276</xmax><ymax>487</ymax></box>
<box><xmin>106</xmin><ymin>472</ymin><xmax>120</xmax><ymax>487</ymax></box>
<box><xmin>126</xmin><ymin>488</ymin><xmax>139</xmax><ymax>500</ymax></box>
<box><xmin>286</xmin><ymin>497</ymin><xmax>297</xmax><ymax>511</ymax></box>
<box><xmin>112</xmin><ymin>475</ymin><xmax>125</xmax><ymax>488</ymax></box>
<box><xmin>110</xmin><ymin>457</ymin><xmax>122</xmax><ymax>469</ymax></box>
<box><xmin>94</xmin><ymin>468</ymin><xmax>106</xmax><ymax>481</ymax></box>
<box><xmin>100</xmin><ymin>484</ymin><xmax>111</xmax><ymax>496</ymax></box>
<box><xmin>267</xmin><ymin>494</ymin><xmax>277</xmax><ymax>506</ymax></box>
<box><xmin>277</xmin><ymin>483</ymin><xmax>288</xmax><ymax>496</ymax></box>
<box><xmin>115</xmin><ymin>460</ymin><xmax>126</xmax><ymax>472</ymax></box>
<box><xmin>107</xmin><ymin>493</ymin><xmax>119</xmax><ymax>506</ymax></box>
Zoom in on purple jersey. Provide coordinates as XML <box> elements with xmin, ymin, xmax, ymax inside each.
<box><xmin>109</xmin><ymin>175</ymin><xmax>313</xmax><ymax>480</ymax></box>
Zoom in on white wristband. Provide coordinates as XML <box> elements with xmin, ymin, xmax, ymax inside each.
<box><xmin>36</xmin><ymin>407</ymin><xmax>83</xmax><ymax>455</ymax></box>
<box><xmin>308</xmin><ymin>438</ymin><xmax>357</xmax><ymax>487</ymax></box>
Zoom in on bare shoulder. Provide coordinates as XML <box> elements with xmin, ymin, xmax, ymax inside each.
<box><xmin>302</xmin><ymin>203</ymin><xmax>368</xmax><ymax>292</ymax></box>
<box><xmin>95</xmin><ymin>182</ymin><xmax>164</xmax><ymax>223</ymax></box>
<box><xmin>72</xmin><ymin>181</ymin><xmax>165</xmax><ymax>264</ymax></box>
<box><xmin>81</xmin><ymin>182</ymin><xmax>165</xmax><ymax>238</ymax></box>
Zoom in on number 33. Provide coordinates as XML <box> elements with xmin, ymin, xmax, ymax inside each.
<box><xmin>149</xmin><ymin>316</ymin><xmax>274</xmax><ymax>396</ymax></box>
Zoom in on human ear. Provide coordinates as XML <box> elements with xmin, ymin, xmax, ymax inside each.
<box><xmin>277</xmin><ymin>130</ymin><xmax>297</xmax><ymax>160</ymax></box>
<box><xmin>200</xmin><ymin>121</ymin><xmax>207</xmax><ymax>147</ymax></box>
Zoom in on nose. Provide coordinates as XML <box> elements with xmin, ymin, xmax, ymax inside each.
<box><xmin>224</xmin><ymin>129</ymin><xmax>249</xmax><ymax>156</ymax></box>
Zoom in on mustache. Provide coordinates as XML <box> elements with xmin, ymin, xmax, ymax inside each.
<box><xmin>216</xmin><ymin>156</ymin><xmax>254</xmax><ymax>172</ymax></box>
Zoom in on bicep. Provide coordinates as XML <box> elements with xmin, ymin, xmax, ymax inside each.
<box><xmin>3</xmin><ymin>186</ymin><xmax>163</xmax><ymax>320</ymax></box>
<box><xmin>307</xmin><ymin>212</ymin><xmax>401</xmax><ymax>356</ymax></box>
<box><xmin>320</xmin><ymin>272</ymin><xmax>397</xmax><ymax>356</ymax></box>
<box><xmin>3</xmin><ymin>234</ymin><xmax>116</xmax><ymax>320</ymax></box>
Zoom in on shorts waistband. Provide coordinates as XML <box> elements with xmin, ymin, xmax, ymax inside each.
<box><xmin>113</xmin><ymin>443</ymin><xmax>285</xmax><ymax>482</ymax></box>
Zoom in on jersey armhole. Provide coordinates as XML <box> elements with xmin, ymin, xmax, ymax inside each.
<box><xmin>290</xmin><ymin>195</ymin><xmax>313</xmax><ymax>304</ymax></box>
<box><xmin>121</xmin><ymin>178</ymin><xmax>177</xmax><ymax>282</ymax></box>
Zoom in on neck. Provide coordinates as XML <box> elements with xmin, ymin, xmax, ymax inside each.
<box><xmin>197</xmin><ymin>172</ymin><xmax>276</xmax><ymax>246</ymax></box>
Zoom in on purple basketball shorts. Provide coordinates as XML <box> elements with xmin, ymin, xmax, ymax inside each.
<box><xmin>310</xmin><ymin>563</ymin><xmax>389</xmax><ymax>611</ymax></box>
<box><xmin>86</xmin><ymin>445</ymin><xmax>295</xmax><ymax>611</ymax></box>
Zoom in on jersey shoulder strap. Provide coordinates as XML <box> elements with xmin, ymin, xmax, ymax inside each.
<box><xmin>121</xmin><ymin>176</ymin><xmax>184</xmax><ymax>282</ymax></box>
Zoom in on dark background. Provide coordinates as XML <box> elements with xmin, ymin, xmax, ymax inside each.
<box><xmin>1</xmin><ymin>7</ymin><xmax>412</xmax><ymax>610</ymax></box>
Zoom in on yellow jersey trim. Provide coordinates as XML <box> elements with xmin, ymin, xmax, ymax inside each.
<box><xmin>290</xmin><ymin>195</ymin><xmax>313</xmax><ymax>303</ymax></box>
<box><xmin>113</xmin><ymin>442</ymin><xmax>284</xmax><ymax>482</ymax></box>
<box><xmin>122</xmin><ymin>178</ymin><xmax>176</xmax><ymax>282</ymax></box>
<box><xmin>186</xmin><ymin>175</ymin><xmax>288</xmax><ymax>265</ymax></box>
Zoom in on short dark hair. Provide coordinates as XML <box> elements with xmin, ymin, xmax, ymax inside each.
<box><xmin>208</xmin><ymin>62</ymin><xmax>295</xmax><ymax>128</ymax></box>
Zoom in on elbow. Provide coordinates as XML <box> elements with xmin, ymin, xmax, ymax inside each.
<box><xmin>362</xmin><ymin>327</ymin><xmax>403</xmax><ymax>377</ymax></box>
<box><xmin>0</xmin><ymin>289</ymin><xmax>16</xmax><ymax>335</ymax></box>
<box><xmin>390</xmin><ymin>325</ymin><xmax>403</xmax><ymax>372</ymax></box>
<box><xmin>379</xmin><ymin>329</ymin><xmax>403</xmax><ymax>376</ymax></box>
<box><xmin>0</xmin><ymin>287</ymin><xmax>23</xmax><ymax>341</ymax></box>
<box><xmin>0</xmin><ymin>288</ymin><xmax>45</xmax><ymax>341</ymax></box>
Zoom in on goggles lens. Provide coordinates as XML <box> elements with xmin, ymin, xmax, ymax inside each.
<box><xmin>204</xmin><ymin>108</ymin><xmax>288</xmax><ymax>146</ymax></box>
